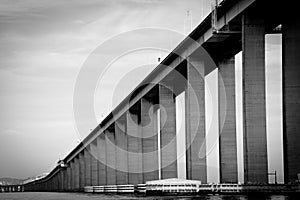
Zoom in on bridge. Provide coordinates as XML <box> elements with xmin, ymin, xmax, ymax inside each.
<box><xmin>20</xmin><ymin>0</ymin><xmax>299</xmax><ymax>192</ymax></box>
<box><xmin>0</xmin><ymin>185</ymin><xmax>24</xmax><ymax>193</ymax></box>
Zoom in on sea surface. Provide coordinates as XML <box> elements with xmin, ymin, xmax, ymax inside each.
<box><xmin>0</xmin><ymin>193</ymin><xmax>298</xmax><ymax>200</ymax></box>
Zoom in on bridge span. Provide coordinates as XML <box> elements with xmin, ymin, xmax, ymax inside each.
<box><xmin>21</xmin><ymin>0</ymin><xmax>300</xmax><ymax>192</ymax></box>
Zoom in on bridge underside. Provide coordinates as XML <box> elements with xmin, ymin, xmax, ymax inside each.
<box><xmin>23</xmin><ymin>0</ymin><xmax>300</xmax><ymax>192</ymax></box>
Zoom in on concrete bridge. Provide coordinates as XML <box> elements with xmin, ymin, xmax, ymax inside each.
<box><xmin>22</xmin><ymin>0</ymin><xmax>300</xmax><ymax>192</ymax></box>
<box><xmin>0</xmin><ymin>185</ymin><xmax>24</xmax><ymax>193</ymax></box>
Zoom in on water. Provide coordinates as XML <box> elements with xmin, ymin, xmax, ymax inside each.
<box><xmin>0</xmin><ymin>193</ymin><xmax>297</xmax><ymax>200</ymax></box>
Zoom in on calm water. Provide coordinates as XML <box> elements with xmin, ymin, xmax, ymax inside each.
<box><xmin>0</xmin><ymin>193</ymin><xmax>298</xmax><ymax>200</ymax></box>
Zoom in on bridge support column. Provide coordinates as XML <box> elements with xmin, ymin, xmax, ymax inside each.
<box><xmin>60</xmin><ymin>170</ymin><xmax>64</xmax><ymax>191</ymax></box>
<box><xmin>218</xmin><ymin>57</ymin><xmax>238</xmax><ymax>183</ymax></box>
<box><xmin>282</xmin><ymin>16</ymin><xmax>300</xmax><ymax>183</ymax></box>
<box><xmin>55</xmin><ymin>174</ymin><xmax>59</xmax><ymax>191</ymax></box>
<box><xmin>185</xmin><ymin>57</ymin><xmax>207</xmax><ymax>183</ymax></box>
<box><xmin>97</xmin><ymin>134</ymin><xmax>106</xmax><ymax>185</ymax></box>
<box><xmin>159</xmin><ymin>82</ymin><xmax>177</xmax><ymax>179</ymax></box>
<box><xmin>79</xmin><ymin>151</ymin><xmax>85</xmax><ymax>189</ymax></box>
<box><xmin>242</xmin><ymin>12</ymin><xmax>268</xmax><ymax>183</ymax></box>
<box><xmin>70</xmin><ymin>160</ymin><xmax>75</xmax><ymax>190</ymax></box>
<box><xmin>106</xmin><ymin>125</ymin><xmax>116</xmax><ymax>185</ymax></box>
<box><xmin>141</xmin><ymin>88</ymin><xmax>159</xmax><ymax>182</ymax></box>
<box><xmin>63</xmin><ymin>169</ymin><xmax>67</xmax><ymax>191</ymax></box>
<box><xmin>85</xmin><ymin>147</ymin><xmax>91</xmax><ymax>186</ymax></box>
<box><xmin>127</xmin><ymin>102</ymin><xmax>143</xmax><ymax>185</ymax></box>
<box><xmin>115</xmin><ymin>114</ymin><xmax>128</xmax><ymax>185</ymax></box>
<box><xmin>90</xmin><ymin>141</ymin><xmax>99</xmax><ymax>186</ymax></box>
<box><xmin>74</xmin><ymin>156</ymin><xmax>80</xmax><ymax>190</ymax></box>
<box><xmin>66</xmin><ymin>166</ymin><xmax>71</xmax><ymax>191</ymax></box>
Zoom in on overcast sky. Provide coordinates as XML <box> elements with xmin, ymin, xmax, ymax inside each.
<box><xmin>0</xmin><ymin>0</ymin><xmax>283</xmax><ymax>183</ymax></box>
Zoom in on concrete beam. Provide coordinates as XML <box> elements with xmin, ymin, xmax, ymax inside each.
<box><xmin>242</xmin><ymin>12</ymin><xmax>268</xmax><ymax>183</ymax></box>
<box><xmin>159</xmin><ymin>82</ymin><xmax>178</xmax><ymax>179</ymax></box>
<box><xmin>185</xmin><ymin>57</ymin><xmax>207</xmax><ymax>183</ymax></box>
<box><xmin>282</xmin><ymin>16</ymin><xmax>300</xmax><ymax>183</ymax></box>
<box><xmin>127</xmin><ymin>102</ymin><xmax>143</xmax><ymax>185</ymax></box>
<box><xmin>218</xmin><ymin>57</ymin><xmax>238</xmax><ymax>183</ymax></box>
<box><xmin>115</xmin><ymin>114</ymin><xmax>128</xmax><ymax>185</ymax></box>
<box><xmin>141</xmin><ymin>94</ymin><xmax>159</xmax><ymax>182</ymax></box>
<box><xmin>106</xmin><ymin>125</ymin><xmax>116</xmax><ymax>185</ymax></box>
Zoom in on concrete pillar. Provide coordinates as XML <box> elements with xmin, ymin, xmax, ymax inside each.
<box><xmin>141</xmin><ymin>90</ymin><xmax>159</xmax><ymax>182</ymax></box>
<box><xmin>106</xmin><ymin>125</ymin><xmax>116</xmax><ymax>185</ymax></box>
<box><xmin>67</xmin><ymin>164</ymin><xmax>71</xmax><ymax>190</ymax></box>
<box><xmin>63</xmin><ymin>169</ymin><xmax>68</xmax><ymax>191</ymax></box>
<box><xmin>159</xmin><ymin>82</ymin><xmax>178</xmax><ymax>179</ymax></box>
<box><xmin>218</xmin><ymin>57</ymin><xmax>238</xmax><ymax>183</ymax></box>
<box><xmin>70</xmin><ymin>160</ymin><xmax>75</xmax><ymax>190</ymax></box>
<box><xmin>52</xmin><ymin>176</ymin><xmax>55</xmax><ymax>191</ymax></box>
<box><xmin>115</xmin><ymin>114</ymin><xmax>128</xmax><ymax>185</ymax></box>
<box><xmin>55</xmin><ymin>174</ymin><xmax>59</xmax><ymax>191</ymax></box>
<box><xmin>74</xmin><ymin>157</ymin><xmax>80</xmax><ymax>190</ymax></box>
<box><xmin>97</xmin><ymin>133</ymin><xmax>106</xmax><ymax>185</ymax></box>
<box><xmin>185</xmin><ymin>57</ymin><xmax>206</xmax><ymax>182</ymax></box>
<box><xmin>79</xmin><ymin>151</ymin><xmax>85</xmax><ymax>189</ymax></box>
<box><xmin>85</xmin><ymin>146</ymin><xmax>91</xmax><ymax>186</ymax></box>
<box><xmin>127</xmin><ymin>102</ymin><xmax>143</xmax><ymax>185</ymax></box>
<box><xmin>90</xmin><ymin>141</ymin><xmax>99</xmax><ymax>186</ymax></box>
<box><xmin>282</xmin><ymin>16</ymin><xmax>300</xmax><ymax>183</ymax></box>
<box><xmin>61</xmin><ymin>170</ymin><xmax>64</xmax><ymax>191</ymax></box>
<box><xmin>242</xmin><ymin>12</ymin><xmax>268</xmax><ymax>183</ymax></box>
<box><xmin>58</xmin><ymin>171</ymin><xmax>62</xmax><ymax>191</ymax></box>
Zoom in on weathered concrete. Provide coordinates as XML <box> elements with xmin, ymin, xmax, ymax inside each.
<box><xmin>70</xmin><ymin>160</ymin><xmax>75</xmax><ymax>190</ymax></box>
<box><xmin>242</xmin><ymin>12</ymin><xmax>268</xmax><ymax>183</ymax></box>
<box><xmin>115</xmin><ymin>114</ymin><xmax>128</xmax><ymax>185</ymax></box>
<box><xmin>106</xmin><ymin>125</ymin><xmax>116</xmax><ymax>185</ymax></box>
<box><xmin>79</xmin><ymin>151</ymin><xmax>85</xmax><ymax>189</ymax></box>
<box><xmin>127</xmin><ymin>102</ymin><xmax>143</xmax><ymax>185</ymax></box>
<box><xmin>141</xmin><ymin>93</ymin><xmax>159</xmax><ymax>182</ymax></box>
<box><xmin>59</xmin><ymin>170</ymin><xmax>65</xmax><ymax>191</ymax></box>
<box><xmin>90</xmin><ymin>141</ymin><xmax>98</xmax><ymax>186</ymax></box>
<box><xmin>63</xmin><ymin>169</ymin><xmax>68</xmax><ymax>191</ymax></box>
<box><xmin>74</xmin><ymin>157</ymin><xmax>80</xmax><ymax>190</ymax></box>
<box><xmin>282</xmin><ymin>15</ymin><xmax>300</xmax><ymax>183</ymax></box>
<box><xmin>185</xmin><ymin>57</ymin><xmax>207</xmax><ymax>183</ymax></box>
<box><xmin>218</xmin><ymin>57</ymin><xmax>238</xmax><ymax>183</ymax></box>
<box><xmin>84</xmin><ymin>147</ymin><xmax>91</xmax><ymax>186</ymax></box>
<box><xmin>159</xmin><ymin>82</ymin><xmax>178</xmax><ymax>179</ymax></box>
<box><xmin>97</xmin><ymin>133</ymin><xmax>106</xmax><ymax>185</ymax></box>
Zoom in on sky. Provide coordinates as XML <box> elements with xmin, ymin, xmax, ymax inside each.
<box><xmin>0</xmin><ymin>0</ymin><xmax>283</xmax><ymax>183</ymax></box>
